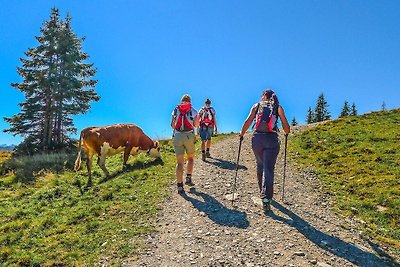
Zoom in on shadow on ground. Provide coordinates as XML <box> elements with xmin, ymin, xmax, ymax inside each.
<box><xmin>205</xmin><ymin>157</ymin><xmax>248</xmax><ymax>171</ymax></box>
<box><xmin>181</xmin><ymin>187</ymin><xmax>249</xmax><ymax>229</ymax></box>
<box><xmin>267</xmin><ymin>200</ymin><xmax>397</xmax><ymax>267</ymax></box>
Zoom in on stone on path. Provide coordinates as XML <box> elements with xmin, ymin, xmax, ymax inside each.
<box><xmin>225</xmin><ymin>193</ymin><xmax>239</xmax><ymax>201</ymax></box>
<box><xmin>251</xmin><ymin>196</ymin><xmax>263</xmax><ymax>206</ymax></box>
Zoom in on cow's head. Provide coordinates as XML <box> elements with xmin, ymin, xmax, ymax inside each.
<box><xmin>147</xmin><ymin>141</ymin><xmax>161</xmax><ymax>158</ymax></box>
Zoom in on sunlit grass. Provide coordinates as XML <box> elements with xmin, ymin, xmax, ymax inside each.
<box><xmin>0</xmin><ymin>133</ymin><xmax>230</xmax><ymax>266</ymax></box>
<box><xmin>290</xmin><ymin>109</ymin><xmax>400</xmax><ymax>255</ymax></box>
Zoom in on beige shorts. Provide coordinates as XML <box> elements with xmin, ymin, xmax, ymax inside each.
<box><xmin>173</xmin><ymin>131</ymin><xmax>195</xmax><ymax>155</ymax></box>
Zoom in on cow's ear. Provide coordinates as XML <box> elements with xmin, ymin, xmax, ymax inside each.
<box><xmin>154</xmin><ymin>141</ymin><xmax>159</xmax><ymax>147</ymax></box>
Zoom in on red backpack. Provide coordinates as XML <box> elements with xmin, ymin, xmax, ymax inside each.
<box><xmin>254</xmin><ymin>98</ymin><xmax>279</xmax><ymax>133</ymax></box>
<box><xmin>200</xmin><ymin>107</ymin><xmax>215</xmax><ymax>127</ymax></box>
<box><xmin>174</xmin><ymin>103</ymin><xmax>194</xmax><ymax>131</ymax></box>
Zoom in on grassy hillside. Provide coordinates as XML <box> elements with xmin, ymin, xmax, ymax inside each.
<box><xmin>289</xmin><ymin>109</ymin><xmax>400</xmax><ymax>255</ymax></box>
<box><xmin>0</xmin><ymin>134</ymin><xmax>229</xmax><ymax>266</ymax></box>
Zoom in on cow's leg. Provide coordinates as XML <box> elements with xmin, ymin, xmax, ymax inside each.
<box><xmin>97</xmin><ymin>152</ymin><xmax>110</xmax><ymax>177</ymax></box>
<box><xmin>123</xmin><ymin>146</ymin><xmax>133</xmax><ymax>170</ymax></box>
<box><xmin>86</xmin><ymin>153</ymin><xmax>94</xmax><ymax>187</ymax></box>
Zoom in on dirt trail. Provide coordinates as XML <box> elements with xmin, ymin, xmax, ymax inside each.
<box><xmin>132</xmin><ymin>129</ymin><xmax>397</xmax><ymax>267</ymax></box>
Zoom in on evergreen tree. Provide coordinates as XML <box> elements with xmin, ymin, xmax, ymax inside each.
<box><xmin>339</xmin><ymin>100</ymin><xmax>350</xmax><ymax>118</ymax></box>
<box><xmin>314</xmin><ymin>93</ymin><xmax>331</xmax><ymax>122</ymax></box>
<box><xmin>291</xmin><ymin>117</ymin><xmax>298</xmax><ymax>126</ymax></box>
<box><xmin>4</xmin><ymin>8</ymin><xmax>100</xmax><ymax>153</ymax></box>
<box><xmin>306</xmin><ymin>107</ymin><xmax>315</xmax><ymax>124</ymax></box>
<box><xmin>350</xmin><ymin>102</ymin><xmax>357</xmax><ymax>116</ymax></box>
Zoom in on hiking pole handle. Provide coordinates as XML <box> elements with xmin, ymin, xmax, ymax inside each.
<box><xmin>282</xmin><ymin>133</ymin><xmax>288</xmax><ymax>202</ymax></box>
<box><xmin>232</xmin><ymin>136</ymin><xmax>243</xmax><ymax>206</ymax></box>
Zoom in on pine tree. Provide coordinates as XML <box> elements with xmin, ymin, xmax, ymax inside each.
<box><xmin>339</xmin><ymin>100</ymin><xmax>350</xmax><ymax>118</ymax></box>
<box><xmin>350</xmin><ymin>102</ymin><xmax>357</xmax><ymax>116</ymax></box>
<box><xmin>291</xmin><ymin>117</ymin><xmax>298</xmax><ymax>126</ymax></box>
<box><xmin>306</xmin><ymin>107</ymin><xmax>315</xmax><ymax>124</ymax></box>
<box><xmin>314</xmin><ymin>93</ymin><xmax>331</xmax><ymax>122</ymax></box>
<box><xmin>4</xmin><ymin>8</ymin><xmax>100</xmax><ymax>153</ymax></box>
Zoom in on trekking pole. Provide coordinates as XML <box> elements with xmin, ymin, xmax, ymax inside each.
<box><xmin>232</xmin><ymin>136</ymin><xmax>243</xmax><ymax>206</ymax></box>
<box><xmin>281</xmin><ymin>133</ymin><xmax>288</xmax><ymax>202</ymax></box>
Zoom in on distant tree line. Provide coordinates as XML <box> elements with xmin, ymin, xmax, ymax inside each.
<box><xmin>305</xmin><ymin>93</ymin><xmax>357</xmax><ymax>124</ymax></box>
<box><xmin>3</xmin><ymin>8</ymin><xmax>99</xmax><ymax>154</ymax></box>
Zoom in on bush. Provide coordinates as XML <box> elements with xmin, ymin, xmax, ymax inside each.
<box><xmin>1</xmin><ymin>152</ymin><xmax>76</xmax><ymax>183</ymax></box>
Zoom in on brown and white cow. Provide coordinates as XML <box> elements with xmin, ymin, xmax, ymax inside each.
<box><xmin>74</xmin><ymin>124</ymin><xmax>160</xmax><ymax>184</ymax></box>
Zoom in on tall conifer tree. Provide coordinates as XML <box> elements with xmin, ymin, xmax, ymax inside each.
<box><xmin>314</xmin><ymin>93</ymin><xmax>331</xmax><ymax>122</ymax></box>
<box><xmin>4</xmin><ymin>8</ymin><xmax>99</xmax><ymax>153</ymax></box>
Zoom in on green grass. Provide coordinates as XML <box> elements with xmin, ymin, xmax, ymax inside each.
<box><xmin>289</xmin><ymin>109</ymin><xmax>400</xmax><ymax>255</ymax></box>
<box><xmin>0</xmin><ymin>133</ymin><xmax>230</xmax><ymax>266</ymax></box>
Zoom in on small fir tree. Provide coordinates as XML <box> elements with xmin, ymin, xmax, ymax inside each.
<box><xmin>306</xmin><ymin>107</ymin><xmax>315</xmax><ymax>124</ymax></box>
<box><xmin>339</xmin><ymin>100</ymin><xmax>351</xmax><ymax>118</ymax></box>
<box><xmin>291</xmin><ymin>117</ymin><xmax>298</xmax><ymax>126</ymax></box>
<box><xmin>314</xmin><ymin>93</ymin><xmax>331</xmax><ymax>122</ymax></box>
<box><xmin>350</xmin><ymin>102</ymin><xmax>357</xmax><ymax>116</ymax></box>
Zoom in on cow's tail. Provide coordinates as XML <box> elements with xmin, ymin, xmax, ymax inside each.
<box><xmin>74</xmin><ymin>131</ymin><xmax>84</xmax><ymax>171</ymax></box>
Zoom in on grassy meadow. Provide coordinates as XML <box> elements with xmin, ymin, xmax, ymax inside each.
<box><xmin>0</xmin><ymin>133</ymin><xmax>229</xmax><ymax>266</ymax></box>
<box><xmin>289</xmin><ymin>109</ymin><xmax>400</xmax><ymax>256</ymax></box>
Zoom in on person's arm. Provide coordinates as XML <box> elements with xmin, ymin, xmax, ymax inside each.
<box><xmin>170</xmin><ymin>115</ymin><xmax>176</xmax><ymax>129</ymax></box>
<box><xmin>213</xmin><ymin>109</ymin><xmax>218</xmax><ymax>134</ymax></box>
<box><xmin>239</xmin><ymin>105</ymin><xmax>257</xmax><ymax>137</ymax></box>
<box><xmin>171</xmin><ymin>108</ymin><xmax>177</xmax><ymax>129</ymax></box>
<box><xmin>278</xmin><ymin>106</ymin><xmax>290</xmax><ymax>135</ymax></box>
<box><xmin>193</xmin><ymin>110</ymin><xmax>200</xmax><ymax>128</ymax></box>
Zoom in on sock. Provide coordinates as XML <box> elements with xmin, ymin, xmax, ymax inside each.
<box><xmin>206</xmin><ymin>148</ymin><xmax>210</xmax><ymax>152</ymax></box>
<box><xmin>186</xmin><ymin>174</ymin><xmax>192</xmax><ymax>178</ymax></box>
<box><xmin>202</xmin><ymin>150</ymin><xmax>205</xmax><ymax>154</ymax></box>
<box><xmin>177</xmin><ymin>182</ymin><xmax>183</xmax><ymax>187</ymax></box>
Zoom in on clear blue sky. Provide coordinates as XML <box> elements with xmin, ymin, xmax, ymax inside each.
<box><xmin>1</xmin><ymin>1</ymin><xmax>399</xmax><ymax>145</ymax></box>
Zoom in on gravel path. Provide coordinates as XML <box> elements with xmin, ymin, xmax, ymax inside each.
<box><xmin>132</xmin><ymin>128</ymin><xmax>398</xmax><ymax>267</ymax></box>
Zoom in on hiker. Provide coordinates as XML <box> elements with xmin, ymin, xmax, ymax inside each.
<box><xmin>239</xmin><ymin>89</ymin><xmax>290</xmax><ymax>210</ymax></box>
<box><xmin>171</xmin><ymin>94</ymin><xmax>199</xmax><ymax>194</ymax></box>
<box><xmin>198</xmin><ymin>98</ymin><xmax>218</xmax><ymax>160</ymax></box>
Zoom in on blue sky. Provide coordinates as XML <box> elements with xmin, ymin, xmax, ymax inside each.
<box><xmin>1</xmin><ymin>0</ymin><xmax>399</xmax><ymax>145</ymax></box>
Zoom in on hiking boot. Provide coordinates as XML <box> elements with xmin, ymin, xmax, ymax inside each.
<box><xmin>185</xmin><ymin>176</ymin><xmax>195</xmax><ymax>186</ymax></box>
<box><xmin>177</xmin><ymin>185</ymin><xmax>185</xmax><ymax>194</ymax></box>
<box><xmin>262</xmin><ymin>198</ymin><xmax>271</xmax><ymax>211</ymax></box>
<box><xmin>201</xmin><ymin>152</ymin><xmax>206</xmax><ymax>161</ymax></box>
<box><xmin>205</xmin><ymin>151</ymin><xmax>211</xmax><ymax>158</ymax></box>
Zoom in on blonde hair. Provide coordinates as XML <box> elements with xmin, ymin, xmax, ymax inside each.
<box><xmin>181</xmin><ymin>94</ymin><xmax>191</xmax><ymax>103</ymax></box>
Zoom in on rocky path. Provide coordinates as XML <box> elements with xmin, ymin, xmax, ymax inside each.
<box><xmin>132</xmin><ymin>130</ymin><xmax>396</xmax><ymax>267</ymax></box>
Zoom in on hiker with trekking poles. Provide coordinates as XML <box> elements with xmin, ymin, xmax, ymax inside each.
<box><xmin>198</xmin><ymin>98</ymin><xmax>218</xmax><ymax>161</ymax></box>
<box><xmin>239</xmin><ymin>89</ymin><xmax>290</xmax><ymax>211</ymax></box>
<box><xmin>171</xmin><ymin>94</ymin><xmax>199</xmax><ymax>194</ymax></box>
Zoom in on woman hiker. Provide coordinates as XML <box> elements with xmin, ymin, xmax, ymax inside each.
<box><xmin>171</xmin><ymin>94</ymin><xmax>199</xmax><ymax>194</ymax></box>
<box><xmin>239</xmin><ymin>89</ymin><xmax>290</xmax><ymax>210</ymax></box>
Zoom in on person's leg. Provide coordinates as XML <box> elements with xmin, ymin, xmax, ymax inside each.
<box><xmin>251</xmin><ymin>134</ymin><xmax>265</xmax><ymax>194</ymax></box>
<box><xmin>262</xmin><ymin>147</ymin><xmax>279</xmax><ymax>199</ymax></box>
<box><xmin>184</xmin><ymin>132</ymin><xmax>196</xmax><ymax>185</ymax></box>
<box><xmin>205</xmin><ymin>127</ymin><xmax>213</xmax><ymax>157</ymax></box>
<box><xmin>176</xmin><ymin>154</ymin><xmax>185</xmax><ymax>183</ymax></box>
<box><xmin>200</xmin><ymin>127</ymin><xmax>207</xmax><ymax>160</ymax></box>
<box><xmin>173</xmin><ymin>133</ymin><xmax>185</xmax><ymax>193</ymax></box>
<box><xmin>262</xmin><ymin>135</ymin><xmax>280</xmax><ymax>200</ymax></box>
